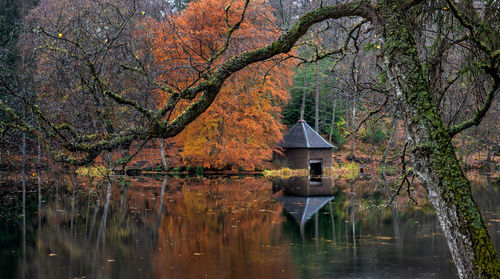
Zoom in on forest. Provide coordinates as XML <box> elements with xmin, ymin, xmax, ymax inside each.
<box><xmin>0</xmin><ymin>0</ymin><xmax>499</xmax><ymax>278</ymax></box>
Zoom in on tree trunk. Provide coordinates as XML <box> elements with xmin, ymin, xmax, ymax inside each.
<box><xmin>350</xmin><ymin>95</ymin><xmax>356</xmax><ymax>157</ymax></box>
<box><xmin>314</xmin><ymin>60</ymin><xmax>319</xmax><ymax>132</ymax></box>
<box><xmin>345</xmin><ymin>95</ymin><xmax>350</xmax><ymax>128</ymax></box>
<box><xmin>160</xmin><ymin>139</ymin><xmax>168</xmax><ymax>170</ymax></box>
<box><xmin>328</xmin><ymin>95</ymin><xmax>337</xmax><ymax>143</ymax></box>
<box><xmin>382</xmin><ymin>117</ymin><xmax>398</xmax><ymax>163</ymax></box>
<box><xmin>37</xmin><ymin>137</ymin><xmax>42</xmax><ymax>231</ymax></box>
<box><xmin>380</xmin><ymin>117</ymin><xmax>398</xmax><ymax>203</ymax></box>
<box><xmin>21</xmin><ymin>130</ymin><xmax>26</xmax><ymax>279</ymax></box>
<box><xmin>460</xmin><ymin>132</ymin><xmax>466</xmax><ymax>162</ymax></box>
<box><xmin>408</xmin><ymin>118</ymin><xmax>498</xmax><ymax>278</ymax></box>
<box><xmin>486</xmin><ymin>143</ymin><xmax>493</xmax><ymax>171</ymax></box>
<box><xmin>300</xmin><ymin>66</ymin><xmax>307</xmax><ymax>120</ymax></box>
<box><xmin>385</xmin><ymin>15</ymin><xmax>499</xmax><ymax>277</ymax></box>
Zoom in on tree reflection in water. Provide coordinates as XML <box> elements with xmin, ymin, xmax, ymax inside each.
<box><xmin>0</xmin><ymin>173</ymin><xmax>497</xmax><ymax>278</ymax></box>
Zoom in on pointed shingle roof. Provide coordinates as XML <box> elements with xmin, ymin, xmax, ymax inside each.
<box><xmin>277</xmin><ymin>120</ymin><xmax>334</xmax><ymax>149</ymax></box>
<box><xmin>277</xmin><ymin>196</ymin><xmax>335</xmax><ymax>226</ymax></box>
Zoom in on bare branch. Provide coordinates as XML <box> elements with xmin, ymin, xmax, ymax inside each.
<box><xmin>448</xmin><ymin>81</ymin><xmax>498</xmax><ymax>137</ymax></box>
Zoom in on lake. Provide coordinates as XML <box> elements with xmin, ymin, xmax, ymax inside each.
<box><xmin>1</xmin><ymin>172</ymin><xmax>498</xmax><ymax>278</ymax></box>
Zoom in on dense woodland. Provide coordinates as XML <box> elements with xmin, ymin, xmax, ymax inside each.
<box><xmin>0</xmin><ymin>0</ymin><xmax>499</xmax><ymax>277</ymax></box>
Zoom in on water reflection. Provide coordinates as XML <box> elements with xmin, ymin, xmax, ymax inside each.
<box><xmin>273</xmin><ymin>177</ymin><xmax>335</xmax><ymax>243</ymax></box>
<box><xmin>277</xmin><ymin>196</ymin><xmax>334</xmax><ymax>240</ymax></box>
<box><xmin>0</xmin><ymin>173</ymin><xmax>498</xmax><ymax>278</ymax></box>
<box><xmin>272</xmin><ymin>177</ymin><xmax>333</xmax><ymax>196</ymax></box>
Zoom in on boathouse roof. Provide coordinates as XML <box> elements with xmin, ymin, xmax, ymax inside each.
<box><xmin>277</xmin><ymin>120</ymin><xmax>334</xmax><ymax>149</ymax></box>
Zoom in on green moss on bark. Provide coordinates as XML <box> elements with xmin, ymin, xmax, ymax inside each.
<box><xmin>384</xmin><ymin>6</ymin><xmax>500</xmax><ymax>277</ymax></box>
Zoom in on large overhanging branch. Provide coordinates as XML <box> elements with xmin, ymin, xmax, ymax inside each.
<box><xmin>159</xmin><ymin>0</ymin><xmax>374</xmax><ymax>137</ymax></box>
<box><xmin>2</xmin><ymin>0</ymin><xmax>375</xmax><ymax>165</ymax></box>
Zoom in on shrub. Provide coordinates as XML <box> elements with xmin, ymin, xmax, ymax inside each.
<box><xmin>377</xmin><ymin>164</ymin><xmax>398</xmax><ymax>176</ymax></box>
<box><xmin>262</xmin><ymin>168</ymin><xmax>309</xmax><ymax>178</ymax></box>
<box><xmin>343</xmin><ymin>162</ymin><xmax>360</xmax><ymax>180</ymax></box>
<box><xmin>195</xmin><ymin>166</ymin><xmax>204</xmax><ymax>176</ymax></box>
<box><xmin>329</xmin><ymin>127</ymin><xmax>345</xmax><ymax>149</ymax></box>
<box><xmin>155</xmin><ymin>165</ymin><xmax>164</xmax><ymax>172</ymax></box>
<box><xmin>75</xmin><ymin>166</ymin><xmax>112</xmax><ymax>177</ymax></box>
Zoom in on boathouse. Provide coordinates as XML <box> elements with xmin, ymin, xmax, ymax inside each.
<box><xmin>273</xmin><ymin>120</ymin><xmax>334</xmax><ymax>176</ymax></box>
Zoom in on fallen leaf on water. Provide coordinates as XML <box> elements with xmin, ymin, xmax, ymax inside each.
<box><xmin>374</xmin><ymin>236</ymin><xmax>393</xmax><ymax>240</ymax></box>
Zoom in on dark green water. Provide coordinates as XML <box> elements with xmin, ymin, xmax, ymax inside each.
<box><xmin>0</xmin><ymin>173</ymin><xmax>498</xmax><ymax>278</ymax></box>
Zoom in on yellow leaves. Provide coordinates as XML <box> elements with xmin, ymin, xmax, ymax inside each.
<box><xmin>262</xmin><ymin>168</ymin><xmax>309</xmax><ymax>178</ymax></box>
<box><xmin>75</xmin><ymin>166</ymin><xmax>113</xmax><ymax>177</ymax></box>
<box><xmin>342</xmin><ymin>162</ymin><xmax>360</xmax><ymax>180</ymax></box>
<box><xmin>58</xmin><ymin>33</ymin><xmax>63</xmax><ymax>38</ymax></box>
<box><xmin>141</xmin><ymin>11</ymin><xmax>145</xmax><ymax>15</ymax></box>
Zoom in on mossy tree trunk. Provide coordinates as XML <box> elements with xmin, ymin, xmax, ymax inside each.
<box><xmin>384</xmin><ymin>8</ymin><xmax>499</xmax><ymax>278</ymax></box>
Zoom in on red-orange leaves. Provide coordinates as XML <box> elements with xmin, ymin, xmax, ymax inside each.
<box><xmin>148</xmin><ymin>0</ymin><xmax>293</xmax><ymax>170</ymax></box>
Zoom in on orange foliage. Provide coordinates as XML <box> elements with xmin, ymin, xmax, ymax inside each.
<box><xmin>147</xmin><ymin>0</ymin><xmax>293</xmax><ymax>169</ymax></box>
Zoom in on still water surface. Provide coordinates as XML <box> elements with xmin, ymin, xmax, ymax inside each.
<box><xmin>1</xmin><ymin>173</ymin><xmax>499</xmax><ymax>278</ymax></box>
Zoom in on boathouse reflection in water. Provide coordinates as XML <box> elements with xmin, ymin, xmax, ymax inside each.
<box><xmin>272</xmin><ymin>177</ymin><xmax>333</xmax><ymax>196</ymax></box>
<box><xmin>273</xmin><ymin>177</ymin><xmax>335</xmax><ymax>241</ymax></box>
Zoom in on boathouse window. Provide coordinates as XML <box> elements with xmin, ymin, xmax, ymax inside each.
<box><xmin>309</xmin><ymin>159</ymin><xmax>323</xmax><ymax>177</ymax></box>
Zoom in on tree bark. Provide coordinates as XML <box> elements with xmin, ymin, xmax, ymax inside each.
<box><xmin>384</xmin><ymin>12</ymin><xmax>499</xmax><ymax>277</ymax></box>
<box><xmin>382</xmin><ymin>117</ymin><xmax>398</xmax><ymax>164</ymax></box>
<box><xmin>37</xmin><ymin>137</ymin><xmax>42</xmax><ymax>231</ymax></box>
<box><xmin>328</xmin><ymin>95</ymin><xmax>337</xmax><ymax>143</ymax></box>
<box><xmin>160</xmin><ymin>139</ymin><xmax>168</xmax><ymax>170</ymax></box>
<box><xmin>350</xmin><ymin>94</ymin><xmax>356</xmax><ymax>157</ymax></box>
<box><xmin>300</xmin><ymin>66</ymin><xmax>307</xmax><ymax>120</ymax></box>
<box><xmin>21</xmin><ymin>130</ymin><xmax>26</xmax><ymax>279</ymax></box>
<box><xmin>315</xmin><ymin>60</ymin><xmax>320</xmax><ymax>132</ymax></box>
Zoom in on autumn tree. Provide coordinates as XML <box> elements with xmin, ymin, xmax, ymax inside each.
<box><xmin>147</xmin><ymin>0</ymin><xmax>292</xmax><ymax>169</ymax></box>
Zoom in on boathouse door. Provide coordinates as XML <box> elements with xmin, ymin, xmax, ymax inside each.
<box><xmin>309</xmin><ymin>159</ymin><xmax>323</xmax><ymax>177</ymax></box>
